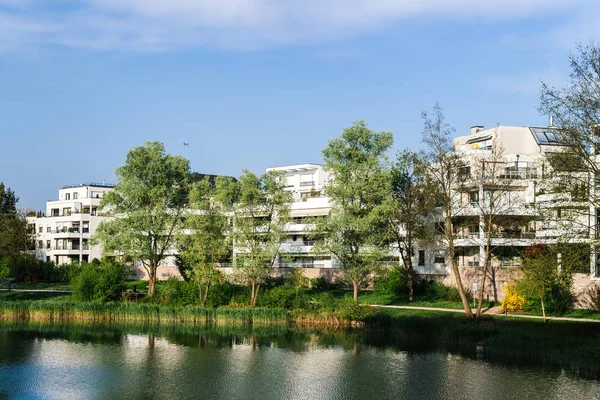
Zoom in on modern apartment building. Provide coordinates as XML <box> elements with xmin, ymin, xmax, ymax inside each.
<box><xmin>29</xmin><ymin>183</ymin><xmax>114</xmax><ymax>264</ymax></box>
<box><xmin>410</xmin><ymin>124</ymin><xmax>597</xmax><ymax>299</ymax></box>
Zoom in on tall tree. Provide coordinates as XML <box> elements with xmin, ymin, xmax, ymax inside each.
<box><xmin>539</xmin><ymin>41</ymin><xmax>600</xmax><ymax>276</ymax></box>
<box><xmin>385</xmin><ymin>150</ymin><xmax>436</xmax><ymax>301</ymax></box>
<box><xmin>93</xmin><ymin>142</ymin><xmax>190</xmax><ymax>296</ymax></box>
<box><xmin>0</xmin><ymin>183</ymin><xmax>33</xmax><ymax>264</ymax></box>
<box><xmin>465</xmin><ymin>138</ymin><xmax>527</xmax><ymax>317</ymax></box>
<box><xmin>177</xmin><ymin>176</ymin><xmax>231</xmax><ymax>307</ymax></box>
<box><xmin>219</xmin><ymin>170</ymin><xmax>291</xmax><ymax>307</ymax></box>
<box><xmin>421</xmin><ymin>103</ymin><xmax>474</xmax><ymax>318</ymax></box>
<box><xmin>315</xmin><ymin>120</ymin><xmax>392</xmax><ymax>304</ymax></box>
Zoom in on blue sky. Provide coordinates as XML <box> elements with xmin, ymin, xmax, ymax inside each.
<box><xmin>1</xmin><ymin>0</ymin><xmax>599</xmax><ymax>210</ymax></box>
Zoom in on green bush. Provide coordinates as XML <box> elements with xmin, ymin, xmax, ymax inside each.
<box><xmin>338</xmin><ymin>299</ymin><xmax>375</xmax><ymax>321</ymax></box>
<box><xmin>257</xmin><ymin>286</ymin><xmax>297</xmax><ymax>309</ymax></box>
<box><xmin>70</xmin><ymin>260</ymin><xmax>126</xmax><ymax>303</ymax></box>
<box><xmin>374</xmin><ymin>267</ymin><xmax>408</xmax><ymax>295</ymax></box>
<box><xmin>518</xmin><ymin>279</ymin><xmax>574</xmax><ymax>314</ymax></box>
<box><xmin>155</xmin><ymin>277</ymin><xmax>199</xmax><ymax>307</ymax></box>
<box><xmin>206</xmin><ymin>282</ymin><xmax>239</xmax><ymax>307</ymax></box>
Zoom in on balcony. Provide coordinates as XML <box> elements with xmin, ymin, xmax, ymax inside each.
<box><xmin>300</xmin><ymin>181</ymin><xmax>315</xmax><ymax>187</ymax></box>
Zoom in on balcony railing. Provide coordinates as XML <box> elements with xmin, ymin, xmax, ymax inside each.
<box><xmin>300</xmin><ymin>181</ymin><xmax>315</xmax><ymax>187</ymax></box>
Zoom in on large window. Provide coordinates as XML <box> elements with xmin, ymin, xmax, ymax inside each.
<box><xmin>300</xmin><ymin>173</ymin><xmax>315</xmax><ymax>187</ymax></box>
<box><xmin>418</xmin><ymin>250</ymin><xmax>425</xmax><ymax>266</ymax></box>
<box><xmin>65</xmin><ymin>193</ymin><xmax>70</xmax><ymax>200</ymax></box>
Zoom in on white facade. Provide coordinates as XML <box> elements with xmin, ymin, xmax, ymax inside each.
<box><xmin>412</xmin><ymin>124</ymin><xmax>596</xmax><ymax>285</ymax></box>
<box><xmin>266</xmin><ymin>164</ymin><xmax>337</xmax><ymax>269</ymax></box>
<box><xmin>29</xmin><ymin>183</ymin><xmax>114</xmax><ymax>264</ymax></box>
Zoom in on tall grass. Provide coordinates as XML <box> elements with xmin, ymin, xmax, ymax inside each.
<box><xmin>0</xmin><ymin>300</ymin><xmax>290</xmax><ymax>326</ymax></box>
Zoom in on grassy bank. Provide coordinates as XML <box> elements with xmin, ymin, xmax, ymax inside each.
<box><xmin>0</xmin><ymin>301</ymin><xmax>291</xmax><ymax>326</ymax></box>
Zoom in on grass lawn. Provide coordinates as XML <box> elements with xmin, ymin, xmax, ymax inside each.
<box><xmin>358</xmin><ymin>290</ymin><xmax>494</xmax><ymax>310</ymax></box>
<box><xmin>0</xmin><ymin>291</ymin><xmax>72</xmax><ymax>302</ymax></box>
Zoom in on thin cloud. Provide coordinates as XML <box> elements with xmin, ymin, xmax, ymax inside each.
<box><xmin>0</xmin><ymin>0</ymin><xmax>597</xmax><ymax>52</ymax></box>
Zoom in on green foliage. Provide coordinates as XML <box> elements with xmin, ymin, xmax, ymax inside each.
<box><xmin>93</xmin><ymin>141</ymin><xmax>190</xmax><ymax>296</ymax></box>
<box><xmin>155</xmin><ymin>277</ymin><xmax>200</xmax><ymax>307</ymax></box>
<box><xmin>217</xmin><ymin>170</ymin><xmax>292</xmax><ymax>307</ymax></box>
<box><xmin>178</xmin><ymin>176</ymin><xmax>231</xmax><ymax>306</ymax></box>
<box><xmin>315</xmin><ymin>120</ymin><xmax>393</xmax><ymax>302</ymax></box>
<box><xmin>518</xmin><ymin>245</ymin><xmax>574</xmax><ymax>314</ymax></box>
<box><xmin>0</xmin><ymin>257</ymin><xmax>10</xmax><ymax>282</ymax></box>
<box><xmin>337</xmin><ymin>299</ymin><xmax>375</xmax><ymax>321</ymax></box>
<box><xmin>257</xmin><ymin>286</ymin><xmax>297</xmax><ymax>309</ymax></box>
<box><xmin>70</xmin><ymin>260</ymin><xmax>126</xmax><ymax>303</ymax></box>
<box><xmin>374</xmin><ymin>266</ymin><xmax>409</xmax><ymax>296</ymax></box>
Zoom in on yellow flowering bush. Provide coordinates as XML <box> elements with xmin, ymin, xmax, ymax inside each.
<box><xmin>501</xmin><ymin>284</ymin><xmax>527</xmax><ymax>312</ymax></box>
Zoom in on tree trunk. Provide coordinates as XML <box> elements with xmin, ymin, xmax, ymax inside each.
<box><xmin>353</xmin><ymin>281</ymin><xmax>359</xmax><ymax>304</ymax></box>
<box><xmin>407</xmin><ymin>263</ymin><xmax>414</xmax><ymax>302</ymax></box>
<box><xmin>446</xmin><ymin>216</ymin><xmax>474</xmax><ymax>319</ymax></box>
<box><xmin>201</xmin><ymin>283</ymin><xmax>210</xmax><ymax>308</ymax></box>
<box><xmin>541</xmin><ymin>296</ymin><xmax>547</xmax><ymax>323</ymax></box>
<box><xmin>476</xmin><ymin>240</ymin><xmax>492</xmax><ymax>319</ymax></box>
<box><xmin>148</xmin><ymin>267</ymin><xmax>156</xmax><ymax>296</ymax></box>
<box><xmin>491</xmin><ymin>267</ymin><xmax>498</xmax><ymax>302</ymax></box>
<box><xmin>251</xmin><ymin>281</ymin><xmax>260</xmax><ymax>307</ymax></box>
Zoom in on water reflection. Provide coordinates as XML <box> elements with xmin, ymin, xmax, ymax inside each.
<box><xmin>0</xmin><ymin>322</ymin><xmax>599</xmax><ymax>400</ymax></box>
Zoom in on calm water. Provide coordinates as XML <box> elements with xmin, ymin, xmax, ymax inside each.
<box><xmin>0</xmin><ymin>323</ymin><xmax>599</xmax><ymax>400</ymax></box>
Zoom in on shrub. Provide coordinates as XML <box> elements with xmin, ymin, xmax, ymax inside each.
<box><xmin>338</xmin><ymin>299</ymin><xmax>375</xmax><ymax>321</ymax></box>
<box><xmin>206</xmin><ymin>282</ymin><xmax>239</xmax><ymax>308</ymax></box>
<box><xmin>581</xmin><ymin>285</ymin><xmax>600</xmax><ymax>312</ymax></box>
<box><xmin>501</xmin><ymin>284</ymin><xmax>527</xmax><ymax>312</ymax></box>
<box><xmin>70</xmin><ymin>260</ymin><xmax>126</xmax><ymax>303</ymax></box>
<box><xmin>155</xmin><ymin>277</ymin><xmax>199</xmax><ymax>307</ymax></box>
<box><xmin>258</xmin><ymin>286</ymin><xmax>297</xmax><ymax>309</ymax></box>
<box><xmin>374</xmin><ymin>266</ymin><xmax>408</xmax><ymax>295</ymax></box>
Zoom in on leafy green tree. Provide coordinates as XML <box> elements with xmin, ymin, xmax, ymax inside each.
<box><xmin>218</xmin><ymin>170</ymin><xmax>291</xmax><ymax>307</ymax></box>
<box><xmin>93</xmin><ymin>142</ymin><xmax>190</xmax><ymax>296</ymax></box>
<box><xmin>385</xmin><ymin>150</ymin><xmax>436</xmax><ymax>301</ymax></box>
<box><xmin>178</xmin><ymin>176</ymin><xmax>230</xmax><ymax>307</ymax></box>
<box><xmin>314</xmin><ymin>121</ymin><xmax>393</xmax><ymax>304</ymax></box>
<box><xmin>519</xmin><ymin>245</ymin><xmax>574</xmax><ymax>322</ymax></box>
<box><xmin>0</xmin><ymin>183</ymin><xmax>34</xmax><ymax>269</ymax></box>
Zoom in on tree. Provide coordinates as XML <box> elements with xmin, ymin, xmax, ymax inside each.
<box><xmin>0</xmin><ymin>183</ymin><xmax>34</xmax><ymax>269</ymax></box>
<box><xmin>421</xmin><ymin>103</ymin><xmax>473</xmax><ymax>318</ymax></box>
<box><xmin>93</xmin><ymin>141</ymin><xmax>190</xmax><ymax>296</ymax></box>
<box><xmin>539</xmin><ymin>41</ymin><xmax>600</xmax><ymax>276</ymax></box>
<box><xmin>314</xmin><ymin>121</ymin><xmax>392</xmax><ymax>304</ymax></box>
<box><xmin>466</xmin><ymin>138</ymin><xmax>527</xmax><ymax>318</ymax></box>
<box><xmin>219</xmin><ymin>170</ymin><xmax>291</xmax><ymax>307</ymax></box>
<box><xmin>519</xmin><ymin>244</ymin><xmax>573</xmax><ymax>322</ymax></box>
<box><xmin>385</xmin><ymin>150</ymin><xmax>436</xmax><ymax>301</ymax></box>
<box><xmin>178</xmin><ymin>176</ymin><xmax>230</xmax><ymax>307</ymax></box>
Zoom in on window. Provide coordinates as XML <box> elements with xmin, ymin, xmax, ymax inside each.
<box><xmin>469</xmin><ymin>192</ymin><xmax>479</xmax><ymax>205</ymax></box>
<box><xmin>51</xmin><ymin>208</ymin><xmax>59</xmax><ymax>217</ymax></box>
<box><xmin>300</xmin><ymin>173</ymin><xmax>315</xmax><ymax>187</ymax></box>
<box><xmin>418</xmin><ymin>250</ymin><xmax>425</xmax><ymax>266</ymax></box>
<box><xmin>434</xmin><ymin>255</ymin><xmax>445</xmax><ymax>264</ymax></box>
<box><xmin>46</xmin><ymin>240</ymin><xmax>51</xmax><ymax>249</ymax></box>
<box><xmin>47</xmin><ymin>227</ymin><xmax>51</xmax><ymax>233</ymax></box>
<box><xmin>65</xmin><ymin>193</ymin><xmax>70</xmax><ymax>200</ymax></box>
<box><xmin>39</xmin><ymin>226</ymin><xmax>43</xmax><ymax>233</ymax></box>
<box><xmin>73</xmin><ymin>192</ymin><xmax>78</xmax><ymax>200</ymax></box>
<box><xmin>38</xmin><ymin>240</ymin><xmax>43</xmax><ymax>249</ymax></box>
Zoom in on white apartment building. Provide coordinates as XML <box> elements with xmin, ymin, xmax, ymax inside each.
<box><xmin>411</xmin><ymin>124</ymin><xmax>597</xmax><ymax>299</ymax></box>
<box><xmin>267</xmin><ymin>164</ymin><xmax>334</xmax><ymax>272</ymax></box>
<box><xmin>29</xmin><ymin>183</ymin><xmax>114</xmax><ymax>264</ymax></box>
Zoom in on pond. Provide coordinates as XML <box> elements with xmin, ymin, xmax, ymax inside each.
<box><xmin>0</xmin><ymin>322</ymin><xmax>599</xmax><ymax>399</ymax></box>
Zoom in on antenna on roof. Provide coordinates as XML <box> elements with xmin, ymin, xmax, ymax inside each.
<box><xmin>183</xmin><ymin>142</ymin><xmax>190</xmax><ymax>159</ymax></box>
